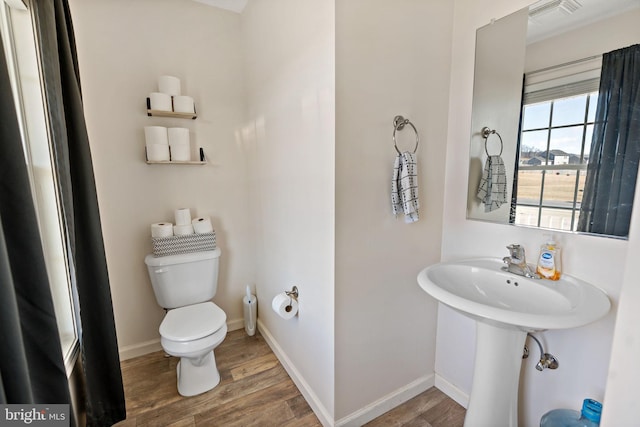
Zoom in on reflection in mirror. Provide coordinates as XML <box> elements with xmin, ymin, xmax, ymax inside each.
<box><xmin>467</xmin><ymin>0</ymin><xmax>640</xmax><ymax>239</ymax></box>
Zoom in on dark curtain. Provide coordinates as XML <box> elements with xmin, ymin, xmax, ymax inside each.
<box><xmin>0</xmin><ymin>35</ymin><xmax>72</xmax><ymax>411</ymax></box>
<box><xmin>29</xmin><ymin>0</ymin><xmax>126</xmax><ymax>425</ymax></box>
<box><xmin>578</xmin><ymin>44</ymin><xmax>640</xmax><ymax>237</ymax></box>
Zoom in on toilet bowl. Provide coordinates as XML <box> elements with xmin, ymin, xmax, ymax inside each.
<box><xmin>144</xmin><ymin>249</ymin><xmax>227</xmax><ymax>396</ymax></box>
<box><xmin>160</xmin><ymin>302</ymin><xmax>227</xmax><ymax>396</ymax></box>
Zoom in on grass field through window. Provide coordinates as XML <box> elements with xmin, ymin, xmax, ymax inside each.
<box><xmin>515</xmin><ymin>170</ymin><xmax>587</xmax><ymax>230</ymax></box>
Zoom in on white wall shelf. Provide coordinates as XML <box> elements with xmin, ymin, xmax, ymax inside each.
<box><xmin>145</xmin><ymin>160</ymin><xmax>206</xmax><ymax>165</ymax></box>
<box><xmin>146</xmin><ymin>98</ymin><xmax>197</xmax><ymax>119</ymax></box>
<box><xmin>145</xmin><ymin>147</ymin><xmax>207</xmax><ymax>165</ymax></box>
<box><xmin>144</xmin><ymin>96</ymin><xmax>202</xmax><ymax>164</ymax></box>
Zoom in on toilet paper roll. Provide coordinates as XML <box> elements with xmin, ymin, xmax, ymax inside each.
<box><xmin>144</xmin><ymin>126</ymin><xmax>168</xmax><ymax>145</ymax></box>
<box><xmin>173</xmin><ymin>224</ymin><xmax>194</xmax><ymax>236</ymax></box>
<box><xmin>192</xmin><ymin>216</ymin><xmax>213</xmax><ymax>234</ymax></box>
<box><xmin>173</xmin><ymin>95</ymin><xmax>195</xmax><ymax>114</ymax></box>
<box><xmin>158</xmin><ymin>75</ymin><xmax>181</xmax><ymax>96</ymax></box>
<box><xmin>272</xmin><ymin>292</ymin><xmax>298</xmax><ymax>320</ymax></box>
<box><xmin>151</xmin><ymin>222</ymin><xmax>174</xmax><ymax>238</ymax></box>
<box><xmin>149</xmin><ymin>92</ymin><xmax>172</xmax><ymax>111</ymax></box>
<box><xmin>170</xmin><ymin>144</ymin><xmax>191</xmax><ymax>162</ymax></box>
<box><xmin>174</xmin><ymin>208</ymin><xmax>192</xmax><ymax>226</ymax></box>
<box><xmin>168</xmin><ymin>128</ymin><xmax>191</xmax><ymax>161</ymax></box>
<box><xmin>146</xmin><ymin>143</ymin><xmax>170</xmax><ymax>161</ymax></box>
<box><xmin>168</xmin><ymin>127</ymin><xmax>190</xmax><ymax>144</ymax></box>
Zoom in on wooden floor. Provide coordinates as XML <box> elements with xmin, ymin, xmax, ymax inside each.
<box><xmin>114</xmin><ymin>330</ymin><xmax>465</xmax><ymax>426</ymax></box>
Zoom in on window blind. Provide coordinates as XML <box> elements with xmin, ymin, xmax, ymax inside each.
<box><xmin>523</xmin><ymin>56</ymin><xmax>602</xmax><ymax>104</ymax></box>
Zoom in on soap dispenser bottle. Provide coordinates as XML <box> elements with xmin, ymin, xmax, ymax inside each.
<box><xmin>536</xmin><ymin>234</ymin><xmax>562</xmax><ymax>280</ymax></box>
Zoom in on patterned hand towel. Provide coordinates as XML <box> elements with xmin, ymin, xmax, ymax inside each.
<box><xmin>392</xmin><ymin>152</ymin><xmax>419</xmax><ymax>223</ymax></box>
<box><xmin>476</xmin><ymin>155</ymin><xmax>507</xmax><ymax>212</ymax></box>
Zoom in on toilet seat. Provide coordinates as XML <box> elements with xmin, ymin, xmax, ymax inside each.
<box><xmin>161</xmin><ymin>323</ymin><xmax>228</xmax><ymax>359</ymax></box>
<box><xmin>160</xmin><ymin>302</ymin><xmax>226</xmax><ymax>341</ymax></box>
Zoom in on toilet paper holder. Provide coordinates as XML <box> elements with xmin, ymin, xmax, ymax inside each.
<box><xmin>285</xmin><ymin>286</ymin><xmax>299</xmax><ymax>300</ymax></box>
<box><xmin>284</xmin><ymin>286</ymin><xmax>298</xmax><ymax>312</ymax></box>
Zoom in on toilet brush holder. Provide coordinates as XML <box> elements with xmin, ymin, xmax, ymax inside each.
<box><xmin>243</xmin><ymin>285</ymin><xmax>257</xmax><ymax>336</ymax></box>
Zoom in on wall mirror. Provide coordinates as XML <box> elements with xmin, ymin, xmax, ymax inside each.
<box><xmin>467</xmin><ymin>0</ymin><xmax>640</xmax><ymax>239</ymax></box>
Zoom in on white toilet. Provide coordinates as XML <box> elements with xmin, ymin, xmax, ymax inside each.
<box><xmin>144</xmin><ymin>248</ymin><xmax>227</xmax><ymax>397</ymax></box>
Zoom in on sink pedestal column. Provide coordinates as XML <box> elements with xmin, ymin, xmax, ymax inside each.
<box><xmin>463</xmin><ymin>322</ymin><xmax>527</xmax><ymax>427</ymax></box>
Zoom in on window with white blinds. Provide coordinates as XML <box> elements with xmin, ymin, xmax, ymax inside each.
<box><xmin>523</xmin><ymin>56</ymin><xmax>602</xmax><ymax>104</ymax></box>
<box><xmin>513</xmin><ymin>56</ymin><xmax>602</xmax><ymax>232</ymax></box>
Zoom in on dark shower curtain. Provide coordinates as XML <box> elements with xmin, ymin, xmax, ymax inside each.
<box><xmin>578</xmin><ymin>44</ymin><xmax>640</xmax><ymax>237</ymax></box>
<box><xmin>0</xmin><ymin>33</ymin><xmax>72</xmax><ymax>410</ymax></box>
<box><xmin>1</xmin><ymin>0</ymin><xmax>126</xmax><ymax>425</ymax></box>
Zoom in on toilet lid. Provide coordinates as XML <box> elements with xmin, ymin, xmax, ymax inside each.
<box><xmin>160</xmin><ymin>302</ymin><xmax>226</xmax><ymax>342</ymax></box>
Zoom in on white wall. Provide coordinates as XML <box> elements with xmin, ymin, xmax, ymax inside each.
<box><xmin>240</xmin><ymin>0</ymin><xmax>335</xmax><ymax>423</ymax></box>
<box><xmin>525</xmin><ymin>8</ymin><xmax>640</xmax><ymax>72</ymax></box>
<box><xmin>441</xmin><ymin>0</ymin><xmax>631</xmax><ymax>426</ymax></box>
<box><xmin>601</xmin><ymin>150</ymin><xmax>640</xmax><ymax>426</ymax></box>
<box><xmin>334</xmin><ymin>0</ymin><xmax>453</xmax><ymax>423</ymax></box>
<box><xmin>69</xmin><ymin>0</ymin><xmax>252</xmax><ymax>359</ymax></box>
<box><xmin>595</xmin><ymin>10</ymin><xmax>640</xmax><ymax>427</ymax></box>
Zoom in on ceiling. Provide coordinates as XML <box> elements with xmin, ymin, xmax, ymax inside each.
<box><xmin>189</xmin><ymin>0</ymin><xmax>640</xmax><ymax>38</ymax></box>
<box><xmin>527</xmin><ymin>0</ymin><xmax>640</xmax><ymax>43</ymax></box>
<box><xmin>191</xmin><ymin>0</ymin><xmax>248</xmax><ymax>14</ymax></box>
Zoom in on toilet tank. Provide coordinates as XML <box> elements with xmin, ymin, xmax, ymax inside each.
<box><xmin>144</xmin><ymin>248</ymin><xmax>221</xmax><ymax>309</ymax></box>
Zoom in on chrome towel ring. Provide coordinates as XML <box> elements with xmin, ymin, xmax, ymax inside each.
<box><xmin>393</xmin><ymin>115</ymin><xmax>419</xmax><ymax>154</ymax></box>
<box><xmin>481</xmin><ymin>126</ymin><xmax>503</xmax><ymax>157</ymax></box>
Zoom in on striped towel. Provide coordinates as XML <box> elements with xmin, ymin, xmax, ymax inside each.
<box><xmin>476</xmin><ymin>155</ymin><xmax>507</xmax><ymax>212</ymax></box>
<box><xmin>392</xmin><ymin>152</ymin><xmax>419</xmax><ymax>223</ymax></box>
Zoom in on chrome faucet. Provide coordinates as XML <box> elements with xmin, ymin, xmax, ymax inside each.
<box><xmin>502</xmin><ymin>244</ymin><xmax>540</xmax><ymax>279</ymax></box>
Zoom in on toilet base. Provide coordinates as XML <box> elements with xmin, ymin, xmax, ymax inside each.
<box><xmin>176</xmin><ymin>351</ymin><xmax>221</xmax><ymax>396</ymax></box>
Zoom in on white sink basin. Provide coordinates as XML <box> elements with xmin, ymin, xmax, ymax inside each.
<box><xmin>417</xmin><ymin>257</ymin><xmax>610</xmax><ymax>331</ymax></box>
<box><xmin>417</xmin><ymin>257</ymin><xmax>610</xmax><ymax>427</ymax></box>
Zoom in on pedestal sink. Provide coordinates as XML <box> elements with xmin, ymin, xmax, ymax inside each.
<box><xmin>417</xmin><ymin>258</ymin><xmax>610</xmax><ymax>427</ymax></box>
